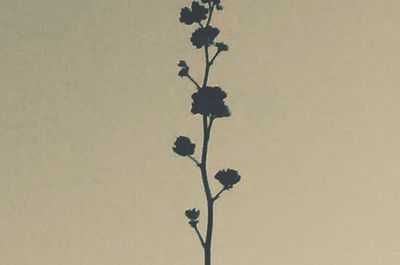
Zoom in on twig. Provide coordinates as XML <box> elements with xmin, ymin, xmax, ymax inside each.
<box><xmin>212</xmin><ymin>187</ymin><xmax>227</xmax><ymax>202</ymax></box>
<box><xmin>193</xmin><ymin>224</ymin><xmax>206</xmax><ymax>247</ymax></box>
<box><xmin>186</xmin><ymin>74</ymin><xmax>201</xmax><ymax>90</ymax></box>
<box><xmin>206</xmin><ymin>3</ymin><xmax>214</xmax><ymax>27</ymax></box>
<box><xmin>208</xmin><ymin>117</ymin><xmax>215</xmax><ymax>131</ymax></box>
<box><xmin>188</xmin><ymin>155</ymin><xmax>201</xmax><ymax>167</ymax></box>
<box><xmin>209</xmin><ymin>50</ymin><xmax>221</xmax><ymax>66</ymax></box>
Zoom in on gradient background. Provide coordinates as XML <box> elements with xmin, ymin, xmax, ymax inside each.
<box><xmin>1</xmin><ymin>0</ymin><xmax>400</xmax><ymax>264</ymax></box>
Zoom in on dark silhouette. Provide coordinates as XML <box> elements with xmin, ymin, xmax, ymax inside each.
<box><xmin>173</xmin><ymin>1</ymin><xmax>241</xmax><ymax>265</ymax></box>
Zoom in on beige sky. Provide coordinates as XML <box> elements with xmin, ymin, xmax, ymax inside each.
<box><xmin>1</xmin><ymin>0</ymin><xmax>400</xmax><ymax>264</ymax></box>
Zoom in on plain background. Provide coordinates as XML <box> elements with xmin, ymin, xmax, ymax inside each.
<box><xmin>1</xmin><ymin>0</ymin><xmax>400</xmax><ymax>264</ymax></box>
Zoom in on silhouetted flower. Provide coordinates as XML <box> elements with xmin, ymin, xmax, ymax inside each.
<box><xmin>173</xmin><ymin>136</ymin><xmax>195</xmax><ymax>156</ymax></box>
<box><xmin>186</xmin><ymin>208</ymin><xmax>200</xmax><ymax>227</ymax></box>
<box><xmin>201</xmin><ymin>0</ymin><xmax>223</xmax><ymax>10</ymax></box>
<box><xmin>191</xmin><ymin>26</ymin><xmax>220</xmax><ymax>49</ymax></box>
<box><xmin>185</xmin><ymin>208</ymin><xmax>200</xmax><ymax>220</ymax></box>
<box><xmin>215</xmin><ymin>42</ymin><xmax>228</xmax><ymax>52</ymax></box>
<box><xmin>180</xmin><ymin>1</ymin><xmax>208</xmax><ymax>25</ymax></box>
<box><xmin>191</xmin><ymin>86</ymin><xmax>230</xmax><ymax>118</ymax></box>
<box><xmin>214</xmin><ymin>169</ymin><xmax>241</xmax><ymax>189</ymax></box>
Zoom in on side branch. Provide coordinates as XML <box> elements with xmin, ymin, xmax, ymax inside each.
<box><xmin>206</xmin><ymin>2</ymin><xmax>215</xmax><ymax>26</ymax></box>
<box><xmin>209</xmin><ymin>51</ymin><xmax>221</xmax><ymax>66</ymax></box>
<box><xmin>212</xmin><ymin>187</ymin><xmax>227</xmax><ymax>202</ymax></box>
<box><xmin>186</xmin><ymin>74</ymin><xmax>201</xmax><ymax>90</ymax></box>
<box><xmin>188</xmin><ymin>155</ymin><xmax>201</xmax><ymax>167</ymax></box>
<box><xmin>192</xmin><ymin>224</ymin><xmax>206</xmax><ymax>247</ymax></box>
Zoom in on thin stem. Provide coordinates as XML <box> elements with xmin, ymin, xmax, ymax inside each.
<box><xmin>193</xmin><ymin>224</ymin><xmax>206</xmax><ymax>247</ymax></box>
<box><xmin>188</xmin><ymin>155</ymin><xmax>201</xmax><ymax>167</ymax></box>
<box><xmin>212</xmin><ymin>187</ymin><xmax>227</xmax><ymax>202</ymax></box>
<box><xmin>200</xmin><ymin>116</ymin><xmax>212</xmax><ymax>202</ymax></box>
<box><xmin>202</xmin><ymin>46</ymin><xmax>210</xmax><ymax>88</ymax></box>
<box><xmin>209</xmin><ymin>50</ymin><xmax>221</xmax><ymax>66</ymax></box>
<box><xmin>208</xmin><ymin>117</ymin><xmax>214</xmax><ymax>131</ymax></box>
<box><xmin>206</xmin><ymin>3</ymin><xmax>214</xmax><ymax>27</ymax></box>
<box><xmin>202</xmin><ymin>3</ymin><xmax>215</xmax><ymax>89</ymax></box>
<box><xmin>186</xmin><ymin>74</ymin><xmax>201</xmax><ymax>90</ymax></box>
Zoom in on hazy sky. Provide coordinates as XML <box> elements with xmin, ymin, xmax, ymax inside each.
<box><xmin>1</xmin><ymin>0</ymin><xmax>400</xmax><ymax>264</ymax></box>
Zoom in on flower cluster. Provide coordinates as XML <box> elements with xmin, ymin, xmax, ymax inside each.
<box><xmin>180</xmin><ymin>1</ymin><xmax>208</xmax><ymax>25</ymax></box>
<box><xmin>191</xmin><ymin>86</ymin><xmax>230</xmax><ymax>118</ymax></box>
<box><xmin>179</xmin><ymin>1</ymin><xmax>224</xmax><ymax>49</ymax></box>
<box><xmin>185</xmin><ymin>208</ymin><xmax>200</xmax><ymax>227</ymax></box>
<box><xmin>191</xmin><ymin>26</ymin><xmax>220</xmax><ymax>49</ymax></box>
<box><xmin>214</xmin><ymin>169</ymin><xmax>241</xmax><ymax>189</ymax></box>
<box><xmin>173</xmin><ymin>136</ymin><xmax>195</xmax><ymax>156</ymax></box>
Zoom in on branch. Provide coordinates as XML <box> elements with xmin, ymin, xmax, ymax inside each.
<box><xmin>208</xmin><ymin>116</ymin><xmax>215</xmax><ymax>131</ymax></box>
<box><xmin>209</xmin><ymin>50</ymin><xmax>221</xmax><ymax>66</ymax></box>
<box><xmin>212</xmin><ymin>187</ymin><xmax>227</xmax><ymax>202</ymax></box>
<box><xmin>206</xmin><ymin>3</ymin><xmax>215</xmax><ymax>27</ymax></box>
<box><xmin>201</xmin><ymin>3</ymin><xmax>215</xmax><ymax>88</ymax></box>
<box><xmin>188</xmin><ymin>155</ymin><xmax>201</xmax><ymax>167</ymax></box>
<box><xmin>192</xmin><ymin>2</ymin><xmax>217</xmax><ymax>251</ymax></box>
<box><xmin>192</xmin><ymin>224</ymin><xmax>206</xmax><ymax>247</ymax></box>
<box><xmin>186</xmin><ymin>74</ymin><xmax>201</xmax><ymax>90</ymax></box>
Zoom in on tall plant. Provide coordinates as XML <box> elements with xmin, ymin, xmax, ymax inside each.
<box><xmin>172</xmin><ymin>1</ymin><xmax>241</xmax><ymax>265</ymax></box>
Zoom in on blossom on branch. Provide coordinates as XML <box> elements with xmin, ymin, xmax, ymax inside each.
<box><xmin>191</xmin><ymin>26</ymin><xmax>220</xmax><ymax>49</ymax></box>
<box><xmin>214</xmin><ymin>169</ymin><xmax>241</xmax><ymax>189</ymax></box>
<box><xmin>191</xmin><ymin>86</ymin><xmax>230</xmax><ymax>118</ymax></box>
<box><xmin>173</xmin><ymin>136</ymin><xmax>195</xmax><ymax>156</ymax></box>
<box><xmin>185</xmin><ymin>208</ymin><xmax>200</xmax><ymax>227</ymax></box>
<box><xmin>180</xmin><ymin>1</ymin><xmax>208</xmax><ymax>25</ymax></box>
<box><xmin>215</xmin><ymin>42</ymin><xmax>229</xmax><ymax>52</ymax></box>
<box><xmin>185</xmin><ymin>208</ymin><xmax>200</xmax><ymax>220</ymax></box>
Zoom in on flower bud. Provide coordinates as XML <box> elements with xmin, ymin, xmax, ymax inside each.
<box><xmin>215</xmin><ymin>42</ymin><xmax>228</xmax><ymax>52</ymax></box>
<box><xmin>185</xmin><ymin>208</ymin><xmax>200</xmax><ymax>221</ymax></box>
<box><xmin>178</xmin><ymin>68</ymin><xmax>189</xmax><ymax>77</ymax></box>
<box><xmin>178</xmin><ymin>60</ymin><xmax>188</xmax><ymax>68</ymax></box>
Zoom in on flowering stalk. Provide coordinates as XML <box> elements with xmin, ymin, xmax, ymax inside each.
<box><xmin>173</xmin><ymin>1</ymin><xmax>241</xmax><ymax>265</ymax></box>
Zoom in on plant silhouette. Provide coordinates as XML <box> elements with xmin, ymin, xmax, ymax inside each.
<box><xmin>173</xmin><ymin>1</ymin><xmax>241</xmax><ymax>265</ymax></box>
